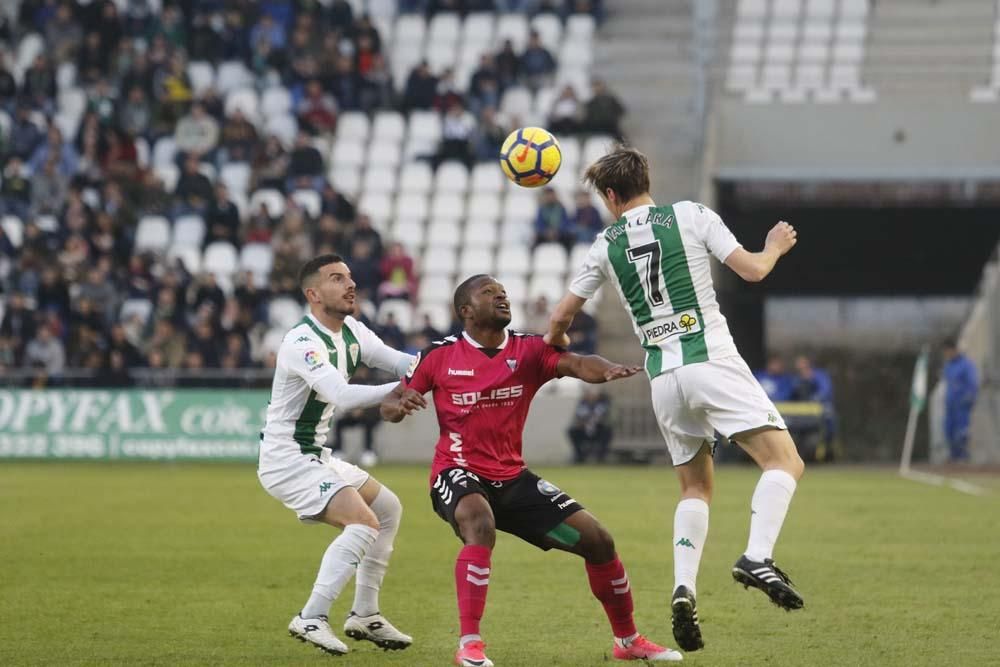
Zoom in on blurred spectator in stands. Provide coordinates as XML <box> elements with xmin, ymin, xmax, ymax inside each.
<box><xmin>755</xmin><ymin>353</ymin><xmax>794</xmax><ymax>402</ymax></box>
<box><xmin>286</xmin><ymin>131</ymin><xmax>326</xmax><ymax>190</ymax></box>
<box><xmin>252</xmin><ymin>135</ymin><xmax>290</xmax><ymax>191</ymax></box>
<box><xmin>24</xmin><ymin>323</ymin><xmax>66</xmax><ymax>376</ymax></box>
<box><xmin>568</xmin><ymin>388</ymin><xmax>612</xmax><ymax>463</ymax></box>
<box><xmin>495</xmin><ymin>39</ymin><xmax>520</xmax><ymax>89</ymax></box>
<box><xmin>520</xmin><ymin>30</ymin><xmax>557</xmax><ymax>90</ymax></box>
<box><xmin>220</xmin><ymin>331</ymin><xmax>253</xmax><ymax>369</ymax></box>
<box><xmin>360</xmin><ymin>52</ymin><xmax>393</xmax><ymax>111</ymax></box>
<box><xmin>77</xmin><ymin>31</ymin><xmax>109</xmax><ymax>85</ymax></box>
<box><xmin>433</xmin><ymin>68</ymin><xmax>463</xmax><ymax>112</ymax></box>
<box><xmin>351</xmin><ymin>213</ymin><xmax>383</xmax><ymax>257</ymax></box>
<box><xmin>155</xmin><ymin>52</ymin><xmax>194</xmax><ymax>128</ymax></box>
<box><xmin>37</xmin><ymin>266</ymin><xmax>71</xmax><ymax>318</ymax></box>
<box><xmin>330</xmin><ymin>55</ymin><xmax>362</xmax><ymax>110</ymax></box>
<box><xmin>46</xmin><ymin>2</ymin><xmax>82</xmax><ymax>63</ymax></box>
<box><xmin>472</xmin><ymin>106</ymin><xmax>508</xmax><ymax>162</ymax></box>
<box><xmin>298</xmin><ymin>79</ymin><xmax>339</xmax><ymax>134</ymax></box>
<box><xmin>0</xmin><ymin>219</ymin><xmax>16</xmax><ymax>260</ymax></box>
<box><xmin>434</xmin><ymin>101</ymin><xmax>475</xmax><ymax>169</ymax></box>
<box><xmin>583</xmin><ymin>79</ymin><xmax>626</xmax><ymax>139</ymax></box>
<box><xmin>59</xmin><ymin>233</ymin><xmax>92</xmax><ymax>282</ymax></box>
<box><xmin>313</xmin><ymin>214</ymin><xmax>347</xmax><ymax>253</ymax></box>
<box><xmin>320</xmin><ymin>183</ymin><xmax>356</xmax><ymax>222</ymax></box>
<box><xmin>175</xmin><ymin>102</ymin><xmax>220</xmax><ymax>160</ymax></box>
<box><xmin>379</xmin><ymin>313</ymin><xmax>407</xmax><ymax>350</ymax></box>
<box><xmin>1</xmin><ymin>157</ymin><xmax>32</xmax><ymax>219</ymax></box>
<box><xmin>792</xmin><ymin>354</ymin><xmax>836</xmax><ymax>452</ymax></box>
<box><xmin>205</xmin><ymin>183</ymin><xmax>241</xmax><ymax>247</ymax></box>
<box><xmin>403</xmin><ymin>61</ymin><xmax>438</xmax><ymax>111</ymax></box>
<box><xmin>78</xmin><ymin>266</ymin><xmax>118</xmax><ymax>326</ymax></box>
<box><xmin>533</xmin><ymin>187</ymin><xmax>572</xmax><ymax>248</ymax></box>
<box><xmin>0</xmin><ymin>52</ymin><xmax>16</xmax><ymax>105</ymax></box>
<box><xmin>565</xmin><ymin>0</ymin><xmax>605</xmax><ymax>22</ymax></box>
<box><xmin>567</xmin><ymin>308</ymin><xmax>597</xmax><ymax>354</ymax></box>
<box><xmin>570</xmin><ymin>189</ymin><xmax>603</xmax><ymax>242</ymax></box>
<box><xmin>348</xmin><ymin>238</ymin><xmax>382</xmax><ymax>302</ymax></box>
<box><xmin>942</xmin><ymin>339</ymin><xmax>979</xmax><ymax>462</ymax></box>
<box><xmin>104</xmin><ymin>128</ymin><xmax>141</xmax><ymax>183</ymax></box>
<box><xmin>189</xmin><ymin>318</ymin><xmax>221</xmax><ymax>367</ymax></box>
<box><xmin>97</xmin><ymin>349</ymin><xmax>134</xmax><ymax>387</ymax></box>
<box><xmin>251</xmin><ymin>12</ymin><xmax>287</xmax><ymax>52</ymax></box>
<box><xmin>174</xmin><ymin>153</ymin><xmax>214</xmax><ymax>213</ymax></box>
<box><xmin>548</xmin><ymin>85</ymin><xmax>581</xmax><ymax>134</ymax></box>
<box><xmin>118</xmin><ymin>86</ymin><xmax>153</xmax><ymax>139</ymax></box>
<box><xmin>378</xmin><ymin>242</ymin><xmax>418</xmax><ymax>302</ymax></box>
<box><xmin>0</xmin><ymin>292</ymin><xmax>35</xmax><ymax>358</ymax></box>
<box><xmin>218</xmin><ymin>107</ymin><xmax>259</xmax><ymax>164</ymax></box>
<box><xmin>191</xmin><ymin>272</ymin><xmax>226</xmax><ymax>315</ymax></box>
<box><xmin>419</xmin><ymin>314</ymin><xmax>443</xmax><ymax>341</ymax></box>
<box><xmin>87</xmin><ymin>78</ymin><xmax>117</xmax><ymax>125</ymax></box>
<box><xmin>8</xmin><ymin>106</ymin><xmax>44</xmax><ymax>160</ymax></box>
<box><xmin>469</xmin><ymin>55</ymin><xmax>502</xmax><ymax>113</ymax></box>
<box><xmin>29</xmin><ymin>125</ymin><xmax>79</xmax><ymax>179</ymax></box>
<box><xmin>524</xmin><ymin>296</ymin><xmax>549</xmax><ymax>334</ymax></box>
<box><xmin>109</xmin><ymin>322</ymin><xmax>144</xmax><ymax>368</ymax></box>
<box><xmin>245</xmin><ymin>203</ymin><xmax>275</xmax><ymax>244</ymax></box>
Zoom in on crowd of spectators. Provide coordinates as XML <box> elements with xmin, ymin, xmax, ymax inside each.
<box><xmin>0</xmin><ymin>0</ymin><xmax>614</xmax><ymax>386</ymax></box>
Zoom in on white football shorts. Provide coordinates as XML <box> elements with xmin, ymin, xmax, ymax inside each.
<box><xmin>649</xmin><ymin>355</ymin><xmax>787</xmax><ymax>466</ymax></box>
<box><xmin>258</xmin><ymin>444</ymin><xmax>370</xmax><ymax>522</ymax></box>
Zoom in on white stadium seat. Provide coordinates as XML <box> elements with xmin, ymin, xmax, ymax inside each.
<box><xmin>582</xmin><ymin>135</ymin><xmax>615</xmax><ymax>166</ymax></box>
<box><xmin>399</xmin><ymin>161</ymin><xmax>434</xmax><ymax>193</ymax></box>
<box><xmin>426</xmin><ymin>219</ymin><xmax>463</xmax><ymax>249</ymax></box>
<box><xmin>216</xmin><ymin>61</ymin><xmax>254</xmax><ymax>94</ymax></box>
<box><xmin>268</xmin><ymin>296</ymin><xmax>303</xmax><ymax>330</ymax></box>
<box><xmin>471</xmin><ymin>163</ymin><xmax>506</xmax><ymax>193</ymax></box>
<box><xmin>500</xmin><ymin>86</ymin><xmax>534</xmax><ymax>118</ymax></box>
<box><xmin>426</xmin><ymin>41</ymin><xmax>458</xmax><ymax>71</ymax></box>
<box><xmin>530</xmin><ymin>14</ymin><xmax>563</xmax><ymax>51</ymax></box>
<box><xmin>378</xmin><ymin>300</ymin><xmax>415</xmax><ymax>330</ymax></box>
<box><xmin>459</xmin><ymin>246</ymin><xmax>495</xmax><ymax>275</ymax></box>
<box><xmin>367</xmin><ymin>140</ymin><xmax>402</xmax><ymax>168</ymax></box>
<box><xmin>565</xmin><ymin>14</ymin><xmax>595</xmax><ymax>43</ymax></box>
<box><xmin>467</xmin><ymin>193</ymin><xmax>502</xmax><ymax>221</ymax></box>
<box><xmin>172</xmin><ymin>215</ymin><xmax>205</xmax><ymax>249</ymax></box>
<box><xmin>332</xmin><ymin>140</ymin><xmax>367</xmax><ymax>168</ymax></box>
<box><xmin>496</xmin><ymin>246</ymin><xmax>531</xmax><ymax>276</ymax></box>
<box><xmin>291</xmin><ymin>189</ymin><xmax>321</xmax><ymax>218</ymax></box>
<box><xmin>154</xmin><ymin>164</ymin><xmax>179</xmax><ymax>192</ymax></box>
<box><xmin>395</xmin><ymin>14</ymin><xmax>427</xmax><ymax>45</ymax></box>
<box><xmin>737</xmin><ymin>0</ymin><xmax>768</xmax><ymax>19</ymax></box>
<box><xmin>417</xmin><ymin>303</ymin><xmax>454</xmax><ymax>333</ymax></box>
<box><xmin>431</xmin><ymin>192</ymin><xmax>466</xmax><ymax>220</ymax></box>
<box><xmin>462</xmin><ymin>13</ymin><xmax>495</xmax><ymax>46</ymax></box>
<box><xmin>152</xmin><ymin>136</ymin><xmax>177</xmax><ymax>168</ymax></box>
<box><xmin>495</xmin><ymin>14</ymin><xmax>529</xmax><ymax>51</ymax></box>
<box><xmin>1</xmin><ymin>215</ymin><xmax>24</xmax><ymax>248</ymax></box>
<box><xmin>429</xmin><ymin>12</ymin><xmax>462</xmax><ymax>44</ymax></box>
<box><xmin>134</xmin><ymin>216</ymin><xmax>171</xmax><ymax>253</ymax></box>
<box><xmin>495</xmin><ymin>274</ymin><xmax>527</xmax><ymax>303</ymax></box>
<box><xmin>532</xmin><ymin>243</ymin><xmax>568</xmax><ymax>275</ymax></box>
<box><xmin>503</xmin><ymin>190</ymin><xmax>537</xmax><ymax>223</ymax></box>
<box><xmin>528</xmin><ymin>274</ymin><xmax>566</xmax><ymax>302</ymax></box>
<box><xmin>120</xmin><ymin>298</ymin><xmax>153</xmax><ymax>325</ymax></box>
<box><xmin>434</xmin><ymin>161</ymin><xmax>470</xmax><ymax>194</ymax></box>
<box><xmin>329</xmin><ymin>167</ymin><xmax>362</xmax><ymax>198</ymax></box>
<box><xmin>422</xmin><ymin>247</ymin><xmax>458</xmax><ymax>276</ymax></box>
<box><xmin>265</xmin><ymin>113</ymin><xmax>298</xmax><ymax>147</ymax></box>
<box><xmin>363</xmin><ymin>165</ymin><xmax>399</xmax><ymax>194</ymax></box>
<box><xmin>220</xmin><ymin>162</ymin><xmax>251</xmax><ymax>195</ymax></box>
<box><xmin>166</xmin><ymin>244</ymin><xmax>200</xmax><ymax>274</ymax></box>
<box><xmin>372</xmin><ymin>111</ymin><xmax>407</xmax><ymax>142</ymax></box>
<box><xmin>188</xmin><ymin>61</ymin><xmax>215</xmax><ymax>94</ymax></box>
<box><xmin>250</xmin><ymin>188</ymin><xmax>286</xmax><ymax>218</ymax></box>
<box><xmin>463</xmin><ymin>219</ymin><xmax>499</xmax><ymax>248</ymax></box>
<box><xmin>395</xmin><ymin>193</ymin><xmax>430</xmax><ymax>221</ymax></box>
<box><xmin>409</xmin><ymin>111</ymin><xmax>443</xmax><ymax>142</ymax></box>
<box><xmin>203</xmin><ymin>241</ymin><xmax>239</xmax><ymax>280</ymax></box>
<box><xmin>261</xmin><ymin>87</ymin><xmax>293</xmax><ymax>118</ymax></box>
<box><xmin>418</xmin><ymin>275</ymin><xmax>454</xmax><ymax>305</ymax></box>
<box><xmin>336</xmin><ymin>112</ymin><xmax>371</xmax><ymax>143</ymax></box>
<box><xmin>358</xmin><ymin>192</ymin><xmax>393</xmax><ymax>227</ymax></box>
<box><xmin>391</xmin><ymin>218</ymin><xmax>426</xmax><ymax>252</ymax></box>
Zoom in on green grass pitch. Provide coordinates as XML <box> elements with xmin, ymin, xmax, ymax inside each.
<box><xmin>2</xmin><ymin>463</ymin><xmax>997</xmax><ymax>666</ymax></box>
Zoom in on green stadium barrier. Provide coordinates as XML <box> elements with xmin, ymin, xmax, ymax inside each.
<box><xmin>0</xmin><ymin>389</ymin><xmax>268</xmax><ymax>461</ymax></box>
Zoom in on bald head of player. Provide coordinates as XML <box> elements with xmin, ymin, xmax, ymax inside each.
<box><xmin>453</xmin><ymin>274</ymin><xmax>512</xmax><ymax>332</ymax></box>
<box><xmin>584</xmin><ymin>145</ymin><xmax>655</xmax><ymax>220</ymax></box>
<box><xmin>299</xmin><ymin>253</ymin><xmax>357</xmax><ymax>323</ymax></box>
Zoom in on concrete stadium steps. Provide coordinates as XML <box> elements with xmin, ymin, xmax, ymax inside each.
<box><xmin>591</xmin><ymin>0</ymin><xmax>703</xmax><ymax>348</ymax></box>
<box><xmin>866</xmin><ymin>0</ymin><xmax>996</xmax><ymax>95</ymax></box>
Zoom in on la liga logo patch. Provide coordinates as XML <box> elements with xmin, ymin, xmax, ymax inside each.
<box><xmin>304</xmin><ymin>350</ymin><xmax>322</xmax><ymax>368</ymax></box>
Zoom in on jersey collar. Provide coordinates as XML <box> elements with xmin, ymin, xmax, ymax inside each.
<box><xmin>621</xmin><ymin>203</ymin><xmax>655</xmax><ymax>221</ymax></box>
<box><xmin>307</xmin><ymin>313</ymin><xmax>342</xmax><ymax>339</ymax></box>
<box><xmin>462</xmin><ymin>329</ymin><xmax>508</xmax><ymax>349</ymax></box>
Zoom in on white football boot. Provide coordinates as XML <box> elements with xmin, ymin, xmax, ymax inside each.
<box><xmin>343</xmin><ymin>612</ymin><xmax>412</xmax><ymax>650</ymax></box>
<box><xmin>288</xmin><ymin>614</ymin><xmax>348</xmax><ymax>655</ymax></box>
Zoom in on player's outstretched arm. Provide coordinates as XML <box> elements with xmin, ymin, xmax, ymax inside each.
<box><xmin>380</xmin><ymin>383</ymin><xmax>428</xmax><ymax>423</ymax></box>
<box><xmin>725</xmin><ymin>221</ymin><xmax>797</xmax><ymax>282</ymax></box>
<box><xmin>556</xmin><ymin>353</ymin><xmax>643</xmax><ymax>384</ymax></box>
<box><xmin>544</xmin><ymin>293</ymin><xmax>588</xmax><ymax>348</ymax></box>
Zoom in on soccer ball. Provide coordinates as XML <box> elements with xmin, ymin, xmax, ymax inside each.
<box><xmin>499</xmin><ymin>127</ymin><xmax>562</xmax><ymax>188</ymax></box>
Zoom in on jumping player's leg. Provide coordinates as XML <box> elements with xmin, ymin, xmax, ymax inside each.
<box><xmin>731</xmin><ymin>426</ymin><xmax>805</xmax><ymax>609</ymax></box>
<box><xmin>342</xmin><ymin>478</ymin><xmax>412</xmax><ymax>650</ymax></box>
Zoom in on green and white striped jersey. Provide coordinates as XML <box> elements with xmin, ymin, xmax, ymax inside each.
<box><xmin>569</xmin><ymin>201</ymin><xmax>742</xmax><ymax>379</ymax></box>
<box><xmin>261</xmin><ymin>314</ymin><xmax>411</xmax><ymax>456</ymax></box>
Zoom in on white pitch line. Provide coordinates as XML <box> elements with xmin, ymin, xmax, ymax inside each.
<box><xmin>899</xmin><ymin>470</ymin><xmax>988</xmax><ymax>496</ymax></box>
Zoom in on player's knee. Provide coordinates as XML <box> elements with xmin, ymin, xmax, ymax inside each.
<box><xmin>785</xmin><ymin>450</ymin><xmax>805</xmax><ymax>480</ymax></box>
<box><xmin>373</xmin><ymin>487</ymin><xmax>403</xmax><ymax>530</ymax></box>
<box><xmin>586</xmin><ymin>524</ymin><xmax>616</xmax><ymax>563</ymax></box>
<box><xmin>457</xmin><ymin>511</ymin><xmax>495</xmax><ymax>547</ymax></box>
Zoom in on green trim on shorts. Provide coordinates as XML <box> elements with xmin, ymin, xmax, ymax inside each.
<box><xmin>545</xmin><ymin>522</ymin><xmax>581</xmax><ymax>546</ymax></box>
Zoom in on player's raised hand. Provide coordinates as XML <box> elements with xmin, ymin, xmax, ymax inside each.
<box><xmin>765</xmin><ymin>221</ymin><xmax>797</xmax><ymax>256</ymax></box>
<box><xmin>543</xmin><ymin>331</ymin><xmax>571</xmax><ymax>348</ymax></box>
<box><xmin>603</xmin><ymin>364</ymin><xmax>643</xmax><ymax>382</ymax></box>
<box><xmin>399</xmin><ymin>388</ymin><xmax>427</xmax><ymax>415</ymax></box>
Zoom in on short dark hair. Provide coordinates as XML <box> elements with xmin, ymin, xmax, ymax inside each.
<box><xmin>454</xmin><ymin>274</ymin><xmax>489</xmax><ymax>319</ymax></box>
<box><xmin>299</xmin><ymin>254</ymin><xmax>345</xmax><ymax>288</ymax></box>
<box><xmin>583</xmin><ymin>145</ymin><xmax>651</xmax><ymax>203</ymax></box>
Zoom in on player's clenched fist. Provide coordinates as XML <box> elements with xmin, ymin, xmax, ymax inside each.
<box><xmin>765</xmin><ymin>221</ymin><xmax>797</xmax><ymax>256</ymax></box>
<box><xmin>603</xmin><ymin>364</ymin><xmax>643</xmax><ymax>382</ymax></box>
<box><xmin>399</xmin><ymin>388</ymin><xmax>427</xmax><ymax>414</ymax></box>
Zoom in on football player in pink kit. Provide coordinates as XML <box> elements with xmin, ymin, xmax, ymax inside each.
<box><xmin>381</xmin><ymin>274</ymin><xmax>682</xmax><ymax>666</ymax></box>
